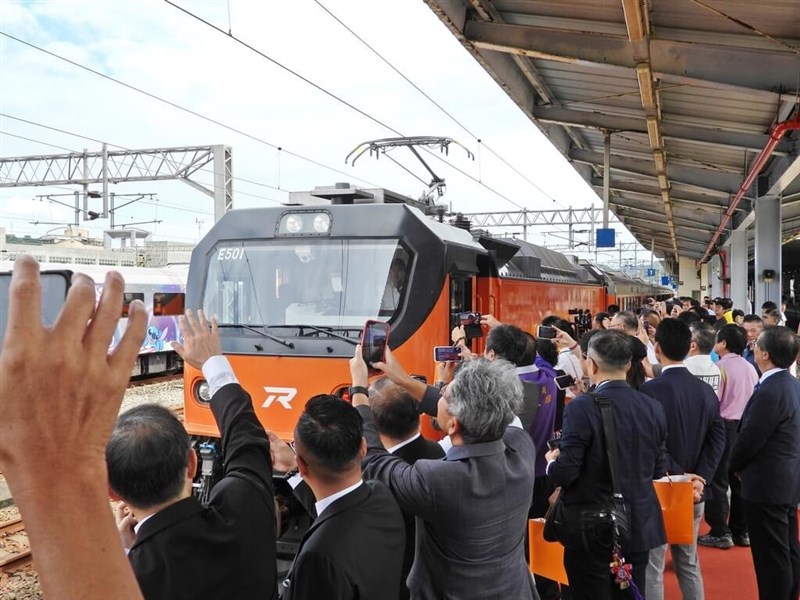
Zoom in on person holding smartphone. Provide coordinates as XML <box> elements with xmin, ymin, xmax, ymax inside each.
<box><xmin>349</xmin><ymin>347</ymin><xmax>538</xmax><ymax>600</ymax></box>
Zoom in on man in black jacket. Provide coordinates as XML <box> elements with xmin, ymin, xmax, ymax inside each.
<box><xmin>547</xmin><ymin>330</ymin><xmax>669</xmax><ymax>600</ymax></box>
<box><xmin>640</xmin><ymin>319</ymin><xmax>726</xmax><ymax>600</ymax></box>
<box><xmin>106</xmin><ymin>310</ymin><xmax>278</xmax><ymax>600</ymax></box>
<box><xmin>730</xmin><ymin>327</ymin><xmax>800</xmax><ymax>600</ymax></box>
<box><xmin>272</xmin><ymin>394</ymin><xmax>406</xmax><ymax>600</ymax></box>
<box><xmin>369</xmin><ymin>377</ymin><xmax>444</xmax><ymax>600</ymax></box>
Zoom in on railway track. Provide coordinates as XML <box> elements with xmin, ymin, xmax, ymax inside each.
<box><xmin>0</xmin><ymin>517</ymin><xmax>31</xmax><ymax>574</ymax></box>
<box><xmin>128</xmin><ymin>372</ymin><xmax>183</xmax><ymax>388</ymax></box>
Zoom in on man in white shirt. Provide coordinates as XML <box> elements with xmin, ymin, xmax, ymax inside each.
<box><xmin>684</xmin><ymin>323</ymin><xmax>722</xmax><ymax>394</ymax></box>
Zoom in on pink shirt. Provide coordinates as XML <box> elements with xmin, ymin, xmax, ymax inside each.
<box><xmin>717</xmin><ymin>353</ymin><xmax>759</xmax><ymax>420</ymax></box>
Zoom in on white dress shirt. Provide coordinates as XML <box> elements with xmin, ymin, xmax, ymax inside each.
<box><xmin>758</xmin><ymin>367</ymin><xmax>784</xmax><ymax>385</ymax></box>
<box><xmin>314</xmin><ymin>480</ymin><xmax>363</xmax><ymax>518</ymax></box>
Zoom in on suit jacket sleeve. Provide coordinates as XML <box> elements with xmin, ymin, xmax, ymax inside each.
<box><xmin>548</xmin><ymin>398</ymin><xmax>591</xmax><ymax>488</ymax></box>
<box><xmin>356</xmin><ymin>405</ymin><xmax>438</xmax><ymax>520</ymax></box>
<box><xmin>291</xmin><ymin>551</ymin><xmax>353</xmax><ymax>600</ymax></box>
<box><xmin>729</xmin><ymin>390</ymin><xmax>781</xmax><ymax>473</ymax></box>
<box><xmin>418</xmin><ymin>384</ymin><xmax>441</xmax><ymax>417</ymax></box>
<box><xmin>210</xmin><ymin>383</ymin><xmax>274</xmax><ymax>501</ymax></box>
<box><xmin>695</xmin><ymin>390</ymin><xmax>726</xmax><ymax>482</ymax></box>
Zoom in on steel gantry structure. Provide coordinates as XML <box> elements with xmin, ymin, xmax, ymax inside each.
<box><xmin>0</xmin><ymin>144</ymin><xmax>233</xmax><ymax>222</ymax></box>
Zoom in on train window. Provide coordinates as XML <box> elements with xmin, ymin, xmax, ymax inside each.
<box><xmin>122</xmin><ymin>292</ymin><xmax>145</xmax><ymax>318</ymax></box>
<box><xmin>203</xmin><ymin>240</ymin><xmax>411</xmax><ymax>330</ymax></box>
<box><xmin>153</xmin><ymin>292</ymin><xmax>185</xmax><ymax>316</ymax></box>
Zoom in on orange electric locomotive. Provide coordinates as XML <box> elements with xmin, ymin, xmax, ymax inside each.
<box><xmin>183</xmin><ymin>184</ymin><xmax>670</xmax><ymax>482</ymax></box>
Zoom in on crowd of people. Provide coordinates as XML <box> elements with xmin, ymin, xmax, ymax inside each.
<box><xmin>1</xmin><ymin>257</ymin><xmax>798</xmax><ymax>600</ymax></box>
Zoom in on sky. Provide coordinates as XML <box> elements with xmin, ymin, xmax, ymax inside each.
<box><xmin>0</xmin><ymin>0</ymin><xmax>659</xmax><ymax>269</ymax></box>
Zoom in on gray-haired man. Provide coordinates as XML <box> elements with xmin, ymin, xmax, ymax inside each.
<box><xmin>349</xmin><ymin>348</ymin><xmax>538</xmax><ymax>600</ymax></box>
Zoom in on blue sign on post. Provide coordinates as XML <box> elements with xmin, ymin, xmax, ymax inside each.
<box><xmin>596</xmin><ymin>228</ymin><xmax>615</xmax><ymax>248</ymax></box>
<box><xmin>646</xmin><ymin>268</ymin><xmax>656</xmax><ymax>277</ymax></box>
<box><xmin>661</xmin><ymin>276</ymin><xmax>670</xmax><ymax>286</ymax></box>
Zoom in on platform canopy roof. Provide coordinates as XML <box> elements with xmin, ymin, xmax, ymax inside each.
<box><xmin>424</xmin><ymin>0</ymin><xmax>800</xmax><ymax>267</ymax></box>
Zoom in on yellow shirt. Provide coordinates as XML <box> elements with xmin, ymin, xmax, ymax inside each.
<box><xmin>723</xmin><ymin>310</ymin><xmax>734</xmax><ymax>323</ymax></box>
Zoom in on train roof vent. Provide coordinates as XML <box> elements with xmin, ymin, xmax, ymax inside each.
<box><xmin>308</xmin><ymin>183</ymin><xmax>375</xmax><ymax>205</ymax></box>
<box><xmin>509</xmin><ymin>256</ymin><xmax>542</xmax><ymax>278</ymax></box>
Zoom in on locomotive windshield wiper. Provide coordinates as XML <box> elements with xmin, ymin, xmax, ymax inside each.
<box><xmin>216</xmin><ymin>324</ymin><xmax>295</xmax><ymax>349</ymax></box>
<box><xmin>273</xmin><ymin>324</ymin><xmax>359</xmax><ymax>346</ymax></box>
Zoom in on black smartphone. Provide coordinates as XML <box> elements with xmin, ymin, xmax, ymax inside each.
<box><xmin>537</xmin><ymin>325</ymin><xmax>556</xmax><ymax>339</ymax></box>
<box><xmin>433</xmin><ymin>345</ymin><xmax>462</xmax><ymax>362</ymax></box>
<box><xmin>361</xmin><ymin>320</ymin><xmax>390</xmax><ymax>367</ymax></box>
<box><xmin>0</xmin><ymin>269</ymin><xmax>72</xmax><ymax>347</ymax></box>
<box><xmin>555</xmin><ymin>374</ymin><xmax>575</xmax><ymax>390</ymax></box>
<box><xmin>547</xmin><ymin>438</ymin><xmax>561</xmax><ymax>451</ymax></box>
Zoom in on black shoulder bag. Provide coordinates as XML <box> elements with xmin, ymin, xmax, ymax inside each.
<box><xmin>543</xmin><ymin>394</ymin><xmax>631</xmax><ymax>551</ymax></box>
<box><xmin>579</xmin><ymin>395</ymin><xmax>631</xmax><ymax>551</ymax></box>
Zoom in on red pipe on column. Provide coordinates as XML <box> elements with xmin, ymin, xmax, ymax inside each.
<box><xmin>700</xmin><ymin>115</ymin><xmax>800</xmax><ymax>264</ymax></box>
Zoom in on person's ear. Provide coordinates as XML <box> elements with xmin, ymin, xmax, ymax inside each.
<box><xmin>186</xmin><ymin>447</ymin><xmax>198</xmax><ymax>480</ymax></box>
<box><xmin>297</xmin><ymin>454</ymin><xmax>310</xmax><ymax>478</ymax></box>
<box><xmin>108</xmin><ymin>487</ymin><xmax>122</xmax><ymax>502</ymax></box>
<box><xmin>359</xmin><ymin>437</ymin><xmax>367</xmax><ymax>459</ymax></box>
<box><xmin>484</xmin><ymin>349</ymin><xmax>496</xmax><ymax>360</ymax></box>
<box><xmin>447</xmin><ymin>416</ymin><xmax>460</xmax><ymax>438</ymax></box>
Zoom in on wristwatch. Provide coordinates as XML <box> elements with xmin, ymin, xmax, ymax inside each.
<box><xmin>349</xmin><ymin>386</ymin><xmax>369</xmax><ymax>398</ymax></box>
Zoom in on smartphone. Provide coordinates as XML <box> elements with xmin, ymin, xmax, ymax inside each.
<box><xmin>433</xmin><ymin>345</ymin><xmax>462</xmax><ymax>362</ymax></box>
<box><xmin>458</xmin><ymin>311</ymin><xmax>481</xmax><ymax>326</ymax></box>
<box><xmin>0</xmin><ymin>270</ymin><xmax>72</xmax><ymax>347</ymax></box>
<box><xmin>361</xmin><ymin>320</ymin><xmax>390</xmax><ymax>367</ymax></box>
<box><xmin>555</xmin><ymin>374</ymin><xmax>575</xmax><ymax>390</ymax></box>
<box><xmin>537</xmin><ymin>325</ymin><xmax>556</xmax><ymax>339</ymax></box>
<box><xmin>547</xmin><ymin>438</ymin><xmax>561</xmax><ymax>451</ymax></box>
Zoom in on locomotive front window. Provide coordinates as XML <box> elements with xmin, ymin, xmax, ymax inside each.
<box><xmin>203</xmin><ymin>239</ymin><xmax>410</xmax><ymax>331</ymax></box>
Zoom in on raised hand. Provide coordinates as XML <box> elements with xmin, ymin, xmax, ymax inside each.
<box><xmin>171</xmin><ymin>309</ymin><xmax>221</xmax><ymax>370</ymax></box>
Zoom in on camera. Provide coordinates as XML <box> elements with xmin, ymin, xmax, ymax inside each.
<box><xmin>568</xmin><ymin>308</ymin><xmax>592</xmax><ymax>336</ymax></box>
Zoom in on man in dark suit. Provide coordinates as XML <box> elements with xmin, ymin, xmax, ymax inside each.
<box><xmin>271</xmin><ymin>395</ymin><xmax>405</xmax><ymax>600</ymax></box>
<box><xmin>350</xmin><ymin>348</ymin><xmax>539</xmax><ymax>600</ymax></box>
<box><xmin>106</xmin><ymin>310</ymin><xmax>278</xmax><ymax>600</ymax></box>
<box><xmin>368</xmin><ymin>376</ymin><xmax>445</xmax><ymax>600</ymax></box>
<box><xmin>546</xmin><ymin>330</ymin><xmax>670</xmax><ymax>600</ymax></box>
<box><xmin>640</xmin><ymin>319</ymin><xmax>726</xmax><ymax>600</ymax></box>
<box><xmin>730</xmin><ymin>327</ymin><xmax>800</xmax><ymax>600</ymax></box>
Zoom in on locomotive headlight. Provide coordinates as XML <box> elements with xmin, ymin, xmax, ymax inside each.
<box><xmin>285</xmin><ymin>215</ymin><xmax>303</xmax><ymax>233</ymax></box>
<box><xmin>194</xmin><ymin>380</ymin><xmax>211</xmax><ymax>404</ymax></box>
<box><xmin>313</xmin><ymin>213</ymin><xmax>331</xmax><ymax>233</ymax></box>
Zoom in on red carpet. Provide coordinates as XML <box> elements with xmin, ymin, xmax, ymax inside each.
<box><xmin>662</xmin><ymin>520</ymin><xmax>757</xmax><ymax>599</ymax></box>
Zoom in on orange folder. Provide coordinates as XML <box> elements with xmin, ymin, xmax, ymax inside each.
<box><xmin>653</xmin><ymin>478</ymin><xmax>695</xmax><ymax>545</ymax></box>
<box><xmin>528</xmin><ymin>519</ymin><xmax>569</xmax><ymax>585</ymax></box>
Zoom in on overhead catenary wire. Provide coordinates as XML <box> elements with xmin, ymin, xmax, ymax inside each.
<box><xmin>161</xmin><ymin>1</ymin><xmax>529</xmax><ymax>212</ymax></box>
<box><xmin>0</xmin><ymin>31</ymin><xmax>381</xmax><ymax>189</ymax></box>
<box><xmin>311</xmin><ymin>0</ymin><xmax>566</xmax><ymax>208</ymax></box>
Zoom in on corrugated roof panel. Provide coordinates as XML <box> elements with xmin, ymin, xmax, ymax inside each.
<box><xmin>651</xmin><ymin>0</ymin><xmax>800</xmax><ymax>39</ymax></box>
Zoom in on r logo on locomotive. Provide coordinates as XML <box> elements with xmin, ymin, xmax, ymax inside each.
<box><xmin>262</xmin><ymin>387</ymin><xmax>297</xmax><ymax>409</ymax></box>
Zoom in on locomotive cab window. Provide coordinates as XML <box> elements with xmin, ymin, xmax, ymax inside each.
<box><xmin>203</xmin><ymin>240</ymin><xmax>411</xmax><ymax>332</ymax></box>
